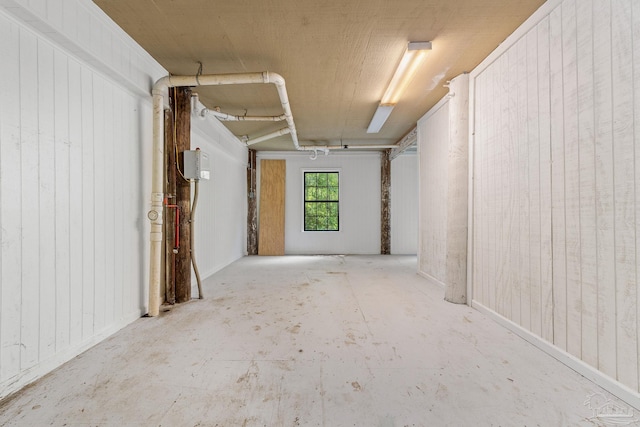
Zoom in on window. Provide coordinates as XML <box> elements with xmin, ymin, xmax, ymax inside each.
<box><xmin>304</xmin><ymin>171</ymin><xmax>339</xmax><ymax>231</ymax></box>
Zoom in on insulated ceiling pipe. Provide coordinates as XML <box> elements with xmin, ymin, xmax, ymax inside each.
<box><xmin>148</xmin><ymin>72</ymin><xmax>300</xmax><ymax>317</ymax></box>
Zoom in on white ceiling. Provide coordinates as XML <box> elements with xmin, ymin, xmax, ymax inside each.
<box><xmin>94</xmin><ymin>0</ymin><xmax>545</xmax><ymax>151</ymax></box>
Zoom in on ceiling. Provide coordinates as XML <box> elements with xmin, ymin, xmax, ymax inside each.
<box><xmin>94</xmin><ymin>0</ymin><xmax>545</xmax><ymax>151</ymax></box>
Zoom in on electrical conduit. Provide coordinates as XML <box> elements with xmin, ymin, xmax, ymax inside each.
<box><xmin>191</xmin><ymin>178</ymin><xmax>203</xmax><ymax>300</ymax></box>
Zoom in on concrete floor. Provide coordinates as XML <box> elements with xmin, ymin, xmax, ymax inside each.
<box><xmin>0</xmin><ymin>255</ymin><xmax>637</xmax><ymax>426</ymax></box>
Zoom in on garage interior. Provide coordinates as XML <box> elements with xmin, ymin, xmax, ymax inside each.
<box><xmin>0</xmin><ymin>0</ymin><xmax>639</xmax><ymax>425</ymax></box>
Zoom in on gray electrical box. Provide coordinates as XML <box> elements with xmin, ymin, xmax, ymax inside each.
<box><xmin>183</xmin><ymin>149</ymin><xmax>210</xmax><ymax>180</ymax></box>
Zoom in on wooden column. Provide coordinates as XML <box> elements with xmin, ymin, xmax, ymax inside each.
<box><xmin>444</xmin><ymin>73</ymin><xmax>469</xmax><ymax>304</ymax></box>
<box><xmin>164</xmin><ymin>108</ymin><xmax>176</xmax><ymax>305</ymax></box>
<box><xmin>172</xmin><ymin>87</ymin><xmax>192</xmax><ymax>303</ymax></box>
<box><xmin>247</xmin><ymin>149</ymin><xmax>258</xmax><ymax>255</ymax></box>
<box><xmin>381</xmin><ymin>150</ymin><xmax>391</xmax><ymax>255</ymax></box>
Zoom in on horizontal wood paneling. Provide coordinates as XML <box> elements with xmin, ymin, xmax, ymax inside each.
<box><xmin>470</xmin><ymin>0</ymin><xmax>640</xmax><ymax>393</ymax></box>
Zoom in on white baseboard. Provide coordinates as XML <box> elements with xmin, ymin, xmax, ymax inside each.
<box><xmin>0</xmin><ymin>310</ymin><xmax>144</xmax><ymax>401</ymax></box>
<box><xmin>417</xmin><ymin>270</ymin><xmax>446</xmax><ymax>288</ymax></box>
<box><xmin>472</xmin><ymin>300</ymin><xmax>640</xmax><ymax>411</ymax></box>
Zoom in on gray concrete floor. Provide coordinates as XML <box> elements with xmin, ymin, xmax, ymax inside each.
<box><xmin>0</xmin><ymin>255</ymin><xmax>637</xmax><ymax>426</ymax></box>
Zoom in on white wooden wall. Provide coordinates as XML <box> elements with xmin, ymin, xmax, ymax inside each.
<box><xmin>191</xmin><ymin>113</ymin><xmax>248</xmax><ymax>292</ymax></box>
<box><xmin>470</xmin><ymin>0</ymin><xmax>640</xmax><ymax>395</ymax></box>
<box><xmin>0</xmin><ymin>0</ymin><xmax>248</xmax><ymax>399</ymax></box>
<box><xmin>417</xmin><ymin>99</ymin><xmax>449</xmax><ymax>285</ymax></box>
<box><xmin>0</xmin><ymin>4</ymin><xmax>156</xmax><ymax>398</ymax></box>
<box><xmin>257</xmin><ymin>152</ymin><xmax>381</xmax><ymax>255</ymax></box>
<box><xmin>391</xmin><ymin>153</ymin><xmax>418</xmax><ymax>255</ymax></box>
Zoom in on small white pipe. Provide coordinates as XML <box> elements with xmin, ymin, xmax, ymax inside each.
<box><xmin>191</xmin><ymin>179</ymin><xmax>203</xmax><ymax>299</ymax></box>
<box><xmin>332</xmin><ymin>144</ymin><xmax>397</xmax><ymax>150</ymax></box>
<box><xmin>206</xmin><ymin>109</ymin><xmax>286</xmax><ymax>122</ymax></box>
<box><xmin>155</xmin><ymin>73</ymin><xmax>267</xmax><ymax>91</ymax></box>
<box><xmin>192</xmin><ymin>95</ymin><xmax>287</xmax><ymax>123</ymax></box>
<box><xmin>297</xmin><ymin>144</ymin><xmax>398</xmax><ymax>151</ymax></box>
<box><xmin>246</xmin><ymin>127</ymin><xmax>291</xmax><ymax>146</ymax></box>
<box><xmin>147</xmin><ymin>92</ymin><xmax>165</xmax><ymax>317</ymax></box>
<box><xmin>262</xmin><ymin>72</ymin><xmax>300</xmax><ymax>150</ymax></box>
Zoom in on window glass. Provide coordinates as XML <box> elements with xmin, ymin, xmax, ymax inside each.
<box><xmin>304</xmin><ymin>172</ymin><xmax>339</xmax><ymax>231</ymax></box>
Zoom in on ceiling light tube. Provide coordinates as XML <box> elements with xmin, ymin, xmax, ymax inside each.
<box><xmin>367</xmin><ymin>104</ymin><xmax>395</xmax><ymax>133</ymax></box>
<box><xmin>367</xmin><ymin>41</ymin><xmax>432</xmax><ymax>133</ymax></box>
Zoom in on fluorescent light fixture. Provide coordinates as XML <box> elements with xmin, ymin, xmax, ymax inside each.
<box><xmin>367</xmin><ymin>41</ymin><xmax>432</xmax><ymax>133</ymax></box>
<box><xmin>367</xmin><ymin>104</ymin><xmax>395</xmax><ymax>133</ymax></box>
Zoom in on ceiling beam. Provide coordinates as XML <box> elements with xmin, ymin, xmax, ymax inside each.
<box><xmin>390</xmin><ymin>126</ymin><xmax>417</xmax><ymax>160</ymax></box>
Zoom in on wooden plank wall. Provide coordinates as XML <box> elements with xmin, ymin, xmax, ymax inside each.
<box><xmin>0</xmin><ymin>8</ymin><xmax>148</xmax><ymax>394</ymax></box>
<box><xmin>417</xmin><ymin>100</ymin><xmax>449</xmax><ymax>285</ymax></box>
<box><xmin>190</xmin><ymin>114</ymin><xmax>248</xmax><ymax>282</ymax></box>
<box><xmin>390</xmin><ymin>154</ymin><xmax>418</xmax><ymax>255</ymax></box>
<box><xmin>444</xmin><ymin>74</ymin><xmax>469</xmax><ymax>304</ymax></box>
<box><xmin>470</xmin><ymin>0</ymin><xmax>640</xmax><ymax>393</ymax></box>
<box><xmin>0</xmin><ymin>0</ymin><xmax>249</xmax><ymax>399</ymax></box>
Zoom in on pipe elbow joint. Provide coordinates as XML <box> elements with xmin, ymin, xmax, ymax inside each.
<box><xmin>265</xmin><ymin>71</ymin><xmax>285</xmax><ymax>86</ymax></box>
<box><xmin>152</xmin><ymin>75</ymin><xmax>172</xmax><ymax>96</ymax></box>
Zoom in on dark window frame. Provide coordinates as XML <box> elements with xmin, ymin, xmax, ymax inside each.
<box><xmin>303</xmin><ymin>171</ymin><xmax>340</xmax><ymax>232</ymax></box>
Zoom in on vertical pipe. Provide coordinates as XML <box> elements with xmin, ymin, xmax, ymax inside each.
<box><xmin>191</xmin><ymin>179</ymin><xmax>203</xmax><ymax>299</ymax></box>
<box><xmin>148</xmin><ymin>90</ymin><xmax>165</xmax><ymax>317</ymax></box>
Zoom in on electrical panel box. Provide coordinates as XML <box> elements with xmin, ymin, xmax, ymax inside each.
<box><xmin>183</xmin><ymin>149</ymin><xmax>210</xmax><ymax>180</ymax></box>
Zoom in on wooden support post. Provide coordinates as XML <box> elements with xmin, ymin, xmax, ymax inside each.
<box><xmin>381</xmin><ymin>150</ymin><xmax>391</xmax><ymax>254</ymax></box>
<box><xmin>247</xmin><ymin>149</ymin><xmax>258</xmax><ymax>255</ymax></box>
<box><xmin>173</xmin><ymin>87</ymin><xmax>192</xmax><ymax>303</ymax></box>
<box><xmin>164</xmin><ymin>108</ymin><xmax>176</xmax><ymax>305</ymax></box>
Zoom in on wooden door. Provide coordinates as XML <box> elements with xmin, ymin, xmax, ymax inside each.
<box><xmin>258</xmin><ymin>159</ymin><xmax>285</xmax><ymax>255</ymax></box>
